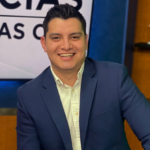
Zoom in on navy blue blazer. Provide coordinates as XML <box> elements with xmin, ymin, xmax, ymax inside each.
<box><xmin>16</xmin><ymin>58</ymin><xmax>150</xmax><ymax>150</ymax></box>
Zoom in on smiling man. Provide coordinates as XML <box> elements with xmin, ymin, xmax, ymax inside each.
<box><xmin>16</xmin><ymin>4</ymin><xmax>150</xmax><ymax>150</ymax></box>
<box><xmin>40</xmin><ymin>16</ymin><xmax>88</xmax><ymax>86</ymax></box>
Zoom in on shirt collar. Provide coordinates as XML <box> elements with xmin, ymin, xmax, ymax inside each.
<box><xmin>50</xmin><ymin>62</ymin><xmax>85</xmax><ymax>86</ymax></box>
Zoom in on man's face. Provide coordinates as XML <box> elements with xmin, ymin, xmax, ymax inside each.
<box><xmin>41</xmin><ymin>18</ymin><xmax>88</xmax><ymax>74</ymax></box>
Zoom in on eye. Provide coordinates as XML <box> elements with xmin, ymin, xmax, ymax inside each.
<box><xmin>52</xmin><ymin>37</ymin><xmax>59</xmax><ymax>40</ymax></box>
<box><xmin>51</xmin><ymin>36</ymin><xmax>61</xmax><ymax>41</ymax></box>
<box><xmin>71</xmin><ymin>36</ymin><xmax>80</xmax><ymax>40</ymax></box>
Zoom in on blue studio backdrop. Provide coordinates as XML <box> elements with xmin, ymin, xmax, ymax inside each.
<box><xmin>88</xmin><ymin>0</ymin><xmax>129</xmax><ymax>63</ymax></box>
<box><xmin>0</xmin><ymin>0</ymin><xmax>129</xmax><ymax>108</ymax></box>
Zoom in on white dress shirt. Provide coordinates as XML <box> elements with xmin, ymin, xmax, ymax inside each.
<box><xmin>50</xmin><ymin>63</ymin><xmax>84</xmax><ymax>150</ymax></box>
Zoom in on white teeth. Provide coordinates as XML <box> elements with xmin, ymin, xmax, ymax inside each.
<box><xmin>59</xmin><ymin>54</ymin><xmax>74</xmax><ymax>57</ymax></box>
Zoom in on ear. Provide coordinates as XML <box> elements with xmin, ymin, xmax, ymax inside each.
<box><xmin>85</xmin><ymin>34</ymin><xmax>88</xmax><ymax>50</ymax></box>
<box><xmin>40</xmin><ymin>36</ymin><xmax>47</xmax><ymax>52</ymax></box>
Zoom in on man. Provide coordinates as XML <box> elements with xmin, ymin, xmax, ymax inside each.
<box><xmin>16</xmin><ymin>4</ymin><xmax>150</xmax><ymax>150</ymax></box>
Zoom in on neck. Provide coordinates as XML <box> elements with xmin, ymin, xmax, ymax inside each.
<box><xmin>51</xmin><ymin>67</ymin><xmax>80</xmax><ymax>87</ymax></box>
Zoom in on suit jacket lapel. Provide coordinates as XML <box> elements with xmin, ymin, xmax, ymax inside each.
<box><xmin>40</xmin><ymin>68</ymin><xmax>73</xmax><ymax>150</ymax></box>
<box><xmin>80</xmin><ymin>58</ymin><xmax>97</xmax><ymax>150</ymax></box>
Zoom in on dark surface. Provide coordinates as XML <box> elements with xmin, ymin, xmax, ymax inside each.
<box><xmin>134</xmin><ymin>42</ymin><xmax>150</xmax><ymax>49</ymax></box>
<box><xmin>124</xmin><ymin>0</ymin><xmax>138</xmax><ymax>76</ymax></box>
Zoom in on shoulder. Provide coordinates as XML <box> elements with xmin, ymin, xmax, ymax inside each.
<box><xmin>18</xmin><ymin>67</ymin><xmax>50</xmax><ymax>94</ymax></box>
<box><xmin>86</xmin><ymin>57</ymin><xmax>127</xmax><ymax>74</ymax></box>
<box><xmin>85</xmin><ymin>57</ymin><xmax>129</xmax><ymax>85</ymax></box>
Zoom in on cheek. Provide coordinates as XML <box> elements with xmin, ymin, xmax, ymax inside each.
<box><xmin>75</xmin><ymin>41</ymin><xmax>87</xmax><ymax>51</ymax></box>
<box><xmin>79</xmin><ymin>44</ymin><xmax>87</xmax><ymax>54</ymax></box>
<box><xmin>46</xmin><ymin>44</ymin><xmax>58</xmax><ymax>54</ymax></box>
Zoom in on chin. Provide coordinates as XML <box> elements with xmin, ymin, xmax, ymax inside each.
<box><xmin>60</xmin><ymin>65</ymin><xmax>76</xmax><ymax>70</ymax></box>
<box><xmin>61</xmin><ymin>67</ymin><xmax>75</xmax><ymax>70</ymax></box>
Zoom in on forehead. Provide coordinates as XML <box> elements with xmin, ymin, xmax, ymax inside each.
<box><xmin>47</xmin><ymin>18</ymin><xmax>83</xmax><ymax>33</ymax></box>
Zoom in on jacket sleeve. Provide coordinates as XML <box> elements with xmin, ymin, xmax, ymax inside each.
<box><xmin>118</xmin><ymin>65</ymin><xmax>150</xmax><ymax>150</ymax></box>
<box><xmin>16</xmin><ymin>89</ymin><xmax>43</xmax><ymax>150</ymax></box>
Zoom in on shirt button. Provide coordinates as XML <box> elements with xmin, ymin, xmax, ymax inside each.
<box><xmin>75</xmin><ymin>112</ymin><xmax>79</xmax><ymax>115</ymax></box>
<box><xmin>72</xmin><ymin>89</ymin><xmax>75</xmax><ymax>92</ymax></box>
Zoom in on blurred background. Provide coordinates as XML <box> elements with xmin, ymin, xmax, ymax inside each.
<box><xmin>0</xmin><ymin>0</ymin><xmax>150</xmax><ymax>149</ymax></box>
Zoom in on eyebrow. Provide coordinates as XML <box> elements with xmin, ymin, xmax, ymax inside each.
<box><xmin>49</xmin><ymin>33</ymin><xmax>60</xmax><ymax>37</ymax></box>
<box><xmin>49</xmin><ymin>32</ymin><xmax>82</xmax><ymax>37</ymax></box>
<box><xmin>69</xmin><ymin>32</ymin><xmax>82</xmax><ymax>36</ymax></box>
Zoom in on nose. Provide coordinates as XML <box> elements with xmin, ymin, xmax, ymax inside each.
<box><xmin>61</xmin><ymin>38</ymin><xmax>72</xmax><ymax>50</ymax></box>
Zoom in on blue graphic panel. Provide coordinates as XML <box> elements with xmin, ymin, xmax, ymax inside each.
<box><xmin>88</xmin><ymin>0</ymin><xmax>129</xmax><ymax>64</ymax></box>
<box><xmin>0</xmin><ymin>80</ymin><xmax>29</xmax><ymax>108</ymax></box>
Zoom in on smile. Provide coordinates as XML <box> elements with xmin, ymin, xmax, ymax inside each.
<box><xmin>59</xmin><ymin>53</ymin><xmax>75</xmax><ymax>57</ymax></box>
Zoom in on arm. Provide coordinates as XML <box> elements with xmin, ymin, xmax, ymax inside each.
<box><xmin>16</xmin><ymin>90</ymin><xmax>42</xmax><ymax>150</ymax></box>
<box><xmin>118</xmin><ymin>65</ymin><xmax>150</xmax><ymax>149</ymax></box>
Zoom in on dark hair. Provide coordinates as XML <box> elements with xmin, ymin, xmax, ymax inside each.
<box><xmin>43</xmin><ymin>4</ymin><xmax>86</xmax><ymax>37</ymax></box>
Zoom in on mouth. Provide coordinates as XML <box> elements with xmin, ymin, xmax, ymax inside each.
<box><xmin>58</xmin><ymin>53</ymin><xmax>75</xmax><ymax>57</ymax></box>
